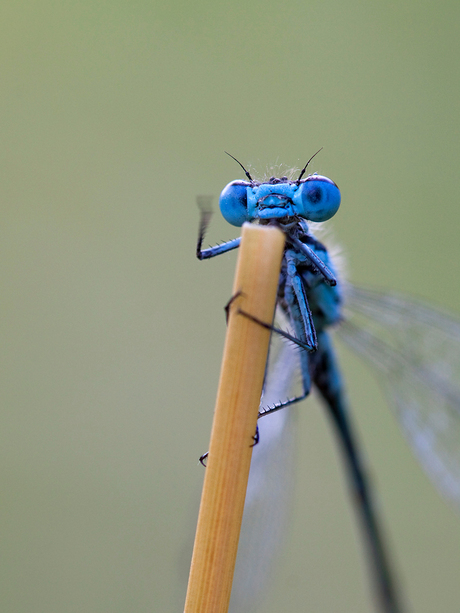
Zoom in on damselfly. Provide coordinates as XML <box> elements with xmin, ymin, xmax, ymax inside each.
<box><xmin>196</xmin><ymin>153</ymin><xmax>460</xmax><ymax>613</ymax></box>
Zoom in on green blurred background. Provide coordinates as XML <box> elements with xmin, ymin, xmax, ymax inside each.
<box><xmin>2</xmin><ymin>1</ymin><xmax>460</xmax><ymax>612</ymax></box>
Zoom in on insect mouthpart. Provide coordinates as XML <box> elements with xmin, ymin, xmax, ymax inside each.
<box><xmin>256</xmin><ymin>193</ymin><xmax>296</xmax><ymax>220</ymax></box>
<box><xmin>258</xmin><ymin>193</ymin><xmax>292</xmax><ymax>209</ymax></box>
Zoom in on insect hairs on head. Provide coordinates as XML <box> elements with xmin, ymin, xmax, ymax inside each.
<box><xmin>225</xmin><ymin>148</ymin><xmax>324</xmax><ymax>184</ymax></box>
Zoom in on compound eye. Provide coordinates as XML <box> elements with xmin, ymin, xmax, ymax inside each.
<box><xmin>299</xmin><ymin>175</ymin><xmax>341</xmax><ymax>222</ymax></box>
<box><xmin>219</xmin><ymin>181</ymin><xmax>249</xmax><ymax>226</ymax></box>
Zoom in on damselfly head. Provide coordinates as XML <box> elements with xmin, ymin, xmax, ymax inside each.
<box><xmin>219</xmin><ymin>173</ymin><xmax>341</xmax><ymax>226</ymax></box>
<box><xmin>221</xmin><ymin>150</ymin><xmax>340</xmax><ymax>226</ymax></box>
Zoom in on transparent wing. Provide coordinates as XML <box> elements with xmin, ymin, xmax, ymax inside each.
<box><xmin>229</xmin><ymin>308</ymin><xmax>301</xmax><ymax>612</ymax></box>
<box><xmin>338</xmin><ymin>284</ymin><xmax>460</xmax><ymax>512</ymax></box>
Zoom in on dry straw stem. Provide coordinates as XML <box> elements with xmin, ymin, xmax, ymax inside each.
<box><xmin>184</xmin><ymin>223</ymin><xmax>285</xmax><ymax>613</ymax></box>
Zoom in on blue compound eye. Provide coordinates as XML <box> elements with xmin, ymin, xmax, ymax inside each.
<box><xmin>219</xmin><ymin>181</ymin><xmax>250</xmax><ymax>226</ymax></box>
<box><xmin>298</xmin><ymin>175</ymin><xmax>341</xmax><ymax>222</ymax></box>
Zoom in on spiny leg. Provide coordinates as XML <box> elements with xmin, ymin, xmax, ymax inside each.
<box><xmin>196</xmin><ymin>196</ymin><xmax>213</xmax><ymax>259</ymax></box>
<box><xmin>196</xmin><ymin>197</ymin><xmax>241</xmax><ymax>260</ymax></box>
<box><xmin>199</xmin><ymin>271</ymin><xmax>318</xmax><ymax>462</ymax></box>
<box><xmin>237</xmin><ymin>307</ymin><xmax>312</xmax><ymax>351</ymax></box>
<box><xmin>285</xmin><ymin>252</ymin><xmax>317</xmax><ymax>352</ymax></box>
<box><xmin>238</xmin><ymin>303</ymin><xmax>314</xmax><ymax>417</ymax></box>
<box><xmin>199</xmin><ymin>418</ymin><xmax>259</xmax><ymax>467</ymax></box>
<box><xmin>198</xmin><ymin>293</ymin><xmax>259</xmax><ymax>467</ymax></box>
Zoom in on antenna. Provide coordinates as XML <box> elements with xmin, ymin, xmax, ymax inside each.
<box><xmin>224</xmin><ymin>152</ymin><xmax>253</xmax><ymax>182</ymax></box>
<box><xmin>297</xmin><ymin>147</ymin><xmax>323</xmax><ymax>182</ymax></box>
